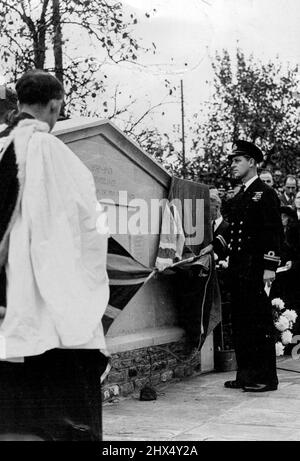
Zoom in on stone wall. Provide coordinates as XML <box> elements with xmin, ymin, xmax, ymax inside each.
<box><xmin>102</xmin><ymin>339</ymin><xmax>202</xmax><ymax>401</ymax></box>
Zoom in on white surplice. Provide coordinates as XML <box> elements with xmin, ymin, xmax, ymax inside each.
<box><xmin>0</xmin><ymin>119</ymin><xmax>109</xmax><ymax>359</ymax></box>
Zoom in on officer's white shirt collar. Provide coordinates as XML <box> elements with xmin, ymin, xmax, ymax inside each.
<box><xmin>243</xmin><ymin>175</ymin><xmax>258</xmax><ymax>191</ymax></box>
<box><xmin>214</xmin><ymin>216</ymin><xmax>223</xmax><ymax>231</ymax></box>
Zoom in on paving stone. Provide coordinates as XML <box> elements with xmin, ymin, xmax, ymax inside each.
<box><xmin>217</xmin><ymin>407</ymin><xmax>300</xmax><ymax>429</ymax></box>
<box><xmin>103</xmin><ymin>358</ymin><xmax>300</xmax><ymax>441</ymax></box>
<box><xmin>238</xmin><ymin>396</ymin><xmax>300</xmax><ymax>414</ymax></box>
<box><xmin>172</xmin><ymin>422</ymin><xmax>300</xmax><ymax>441</ymax></box>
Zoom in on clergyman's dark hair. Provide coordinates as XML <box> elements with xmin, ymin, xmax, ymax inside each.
<box><xmin>16</xmin><ymin>69</ymin><xmax>64</xmax><ymax>106</ymax></box>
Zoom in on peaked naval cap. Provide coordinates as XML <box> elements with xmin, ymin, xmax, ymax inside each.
<box><xmin>229</xmin><ymin>140</ymin><xmax>264</xmax><ymax>163</ymax></box>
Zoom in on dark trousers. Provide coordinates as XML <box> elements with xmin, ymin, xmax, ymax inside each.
<box><xmin>228</xmin><ymin>257</ymin><xmax>278</xmax><ymax>387</ymax></box>
<box><xmin>0</xmin><ymin>349</ymin><xmax>108</xmax><ymax>441</ymax></box>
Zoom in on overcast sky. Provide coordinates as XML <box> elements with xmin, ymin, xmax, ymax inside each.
<box><xmin>102</xmin><ymin>0</ymin><xmax>300</xmax><ymax>142</ymax></box>
<box><xmin>3</xmin><ymin>1</ymin><xmax>300</xmax><ymax>145</ymax></box>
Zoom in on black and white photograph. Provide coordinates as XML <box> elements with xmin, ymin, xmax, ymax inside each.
<box><xmin>0</xmin><ymin>0</ymin><xmax>300</xmax><ymax>446</ymax></box>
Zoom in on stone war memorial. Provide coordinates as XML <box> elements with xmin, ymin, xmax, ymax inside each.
<box><xmin>53</xmin><ymin>117</ymin><xmax>219</xmax><ymax>400</ymax></box>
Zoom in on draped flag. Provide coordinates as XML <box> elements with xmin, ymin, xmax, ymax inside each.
<box><xmin>155</xmin><ymin>177</ymin><xmax>221</xmax><ymax>350</ymax></box>
<box><xmin>103</xmin><ymin>237</ymin><xmax>154</xmax><ymax>334</ymax></box>
<box><xmin>103</xmin><ymin>177</ymin><xmax>221</xmax><ymax>351</ymax></box>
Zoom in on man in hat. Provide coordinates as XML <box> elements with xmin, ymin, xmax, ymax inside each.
<box><xmin>224</xmin><ymin>140</ymin><xmax>283</xmax><ymax>392</ymax></box>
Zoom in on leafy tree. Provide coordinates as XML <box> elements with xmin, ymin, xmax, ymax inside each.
<box><xmin>133</xmin><ymin>127</ymin><xmax>176</xmax><ymax>164</ymax></box>
<box><xmin>131</xmin><ymin>124</ymin><xmax>187</xmax><ymax>178</ymax></box>
<box><xmin>135</xmin><ymin>49</ymin><xmax>300</xmax><ymax>186</ymax></box>
<box><xmin>188</xmin><ymin>49</ymin><xmax>300</xmax><ymax>185</ymax></box>
<box><xmin>0</xmin><ymin>0</ymin><xmax>155</xmax><ymax>115</ymax></box>
<box><xmin>0</xmin><ymin>1</ymin><xmax>178</xmax><ymax>133</ymax></box>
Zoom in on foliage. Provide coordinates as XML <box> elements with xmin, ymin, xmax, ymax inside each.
<box><xmin>139</xmin><ymin>49</ymin><xmax>300</xmax><ymax>185</ymax></box>
<box><xmin>189</xmin><ymin>49</ymin><xmax>300</xmax><ymax>185</ymax></box>
<box><xmin>0</xmin><ymin>0</ymin><xmax>156</xmax><ymax>116</ymax></box>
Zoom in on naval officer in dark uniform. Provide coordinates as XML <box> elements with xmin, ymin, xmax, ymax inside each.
<box><xmin>224</xmin><ymin>140</ymin><xmax>283</xmax><ymax>392</ymax></box>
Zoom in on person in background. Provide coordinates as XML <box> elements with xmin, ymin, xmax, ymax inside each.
<box><xmin>226</xmin><ymin>188</ymin><xmax>235</xmax><ymax>200</ymax></box>
<box><xmin>279</xmin><ymin>175</ymin><xmax>297</xmax><ymax>208</ymax></box>
<box><xmin>273</xmin><ymin>169</ymin><xmax>284</xmax><ymax>193</ymax></box>
<box><xmin>218</xmin><ymin>186</ymin><xmax>226</xmax><ymax>200</ymax></box>
<box><xmin>260</xmin><ymin>170</ymin><xmax>274</xmax><ymax>188</ymax></box>
<box><xmin>270</xmin><ymin>206</ymin><xmax>300</xmax><ymax>337</ymax></box>
<box><xmin>209</xmin><ymin>189</ymin><xmax>229</xmax><ymax>261</ymax></box>
<box><xmin>0</xmin><ymin>87</ymin><xmax>18</xmax><ymax>126</ymax></box>
<box><xmin>208</xmin><ymin>185</ymin><xmax>219</xmax><ymax>196</ymax></box>
<box><xmin>295</xmin><ymin>191</ymin><xmax>300</xmax><ymax>221</ymax></box>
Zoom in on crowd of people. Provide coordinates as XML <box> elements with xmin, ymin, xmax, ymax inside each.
<box><xmin>216</xmin><ymin>170</ymin><xmax>300</xmax><ymax>216</ymax></box>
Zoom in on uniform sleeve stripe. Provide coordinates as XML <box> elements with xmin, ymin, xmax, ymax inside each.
<box><xmin>216</xmin><ymin>234</ymin><xmax>227</xmax><ymax>248</ymax></box>
<box><xmin>264</xmin><ymin>254</ymin><xmax>280</xmax><ymax>261</ymax></box>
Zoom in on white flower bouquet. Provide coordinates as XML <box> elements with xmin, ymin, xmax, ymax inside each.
<box><xmin>216</xmin><ymin>256</ymin><xmax>229</xmax><ymax>270</ymax></box>
<box><xmin>272</xmin><ymin>298</ymin><xmax>298</xmax><ymax>356</ymax></box>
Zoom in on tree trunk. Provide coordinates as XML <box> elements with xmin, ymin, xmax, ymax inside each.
<box><xmin>31</xmin><ymin>0</ymin><xmax>51</xmax><ymax>69</ymax></box>
<box><xmin>34</xmin><ymin>40</ymin><xmax>46</xmax><ymax>69</ymax></box>
<box><xmin>52</xmin><ymin>0</ymin><xmax>64</xmax><ymax>85</ymax></box>
<box><xmin>52</xmin><ymin>0</ymin><xmax>65</xmax><ymax>115</ymax></box>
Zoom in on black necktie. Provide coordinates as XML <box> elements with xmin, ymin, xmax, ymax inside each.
<box><xmin>235</xmin><ymin>184</ymin><xmax>246</xmax><ymax>197</ymax></box>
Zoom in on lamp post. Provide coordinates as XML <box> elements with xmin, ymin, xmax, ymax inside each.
<box><xmin>180</xmin><ymin>79</ymin><xmax>186</xmax><ymax>178</ymax></box>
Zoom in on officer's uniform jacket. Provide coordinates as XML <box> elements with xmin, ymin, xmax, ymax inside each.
<box><xmin>224</xmin><ymin>177</ymin><xmax>282</xmax><ymax>272</ymax></box>
<box><xmin>213</xmin><ymin>217</ymin><xmax>229</xmax><ymax>261</ymax></box>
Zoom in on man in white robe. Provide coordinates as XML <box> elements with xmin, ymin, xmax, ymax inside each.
<box><xmin>0</xmin><ymin>70</ymin><xmax>109</xmax><ymax>441</ymax></box>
